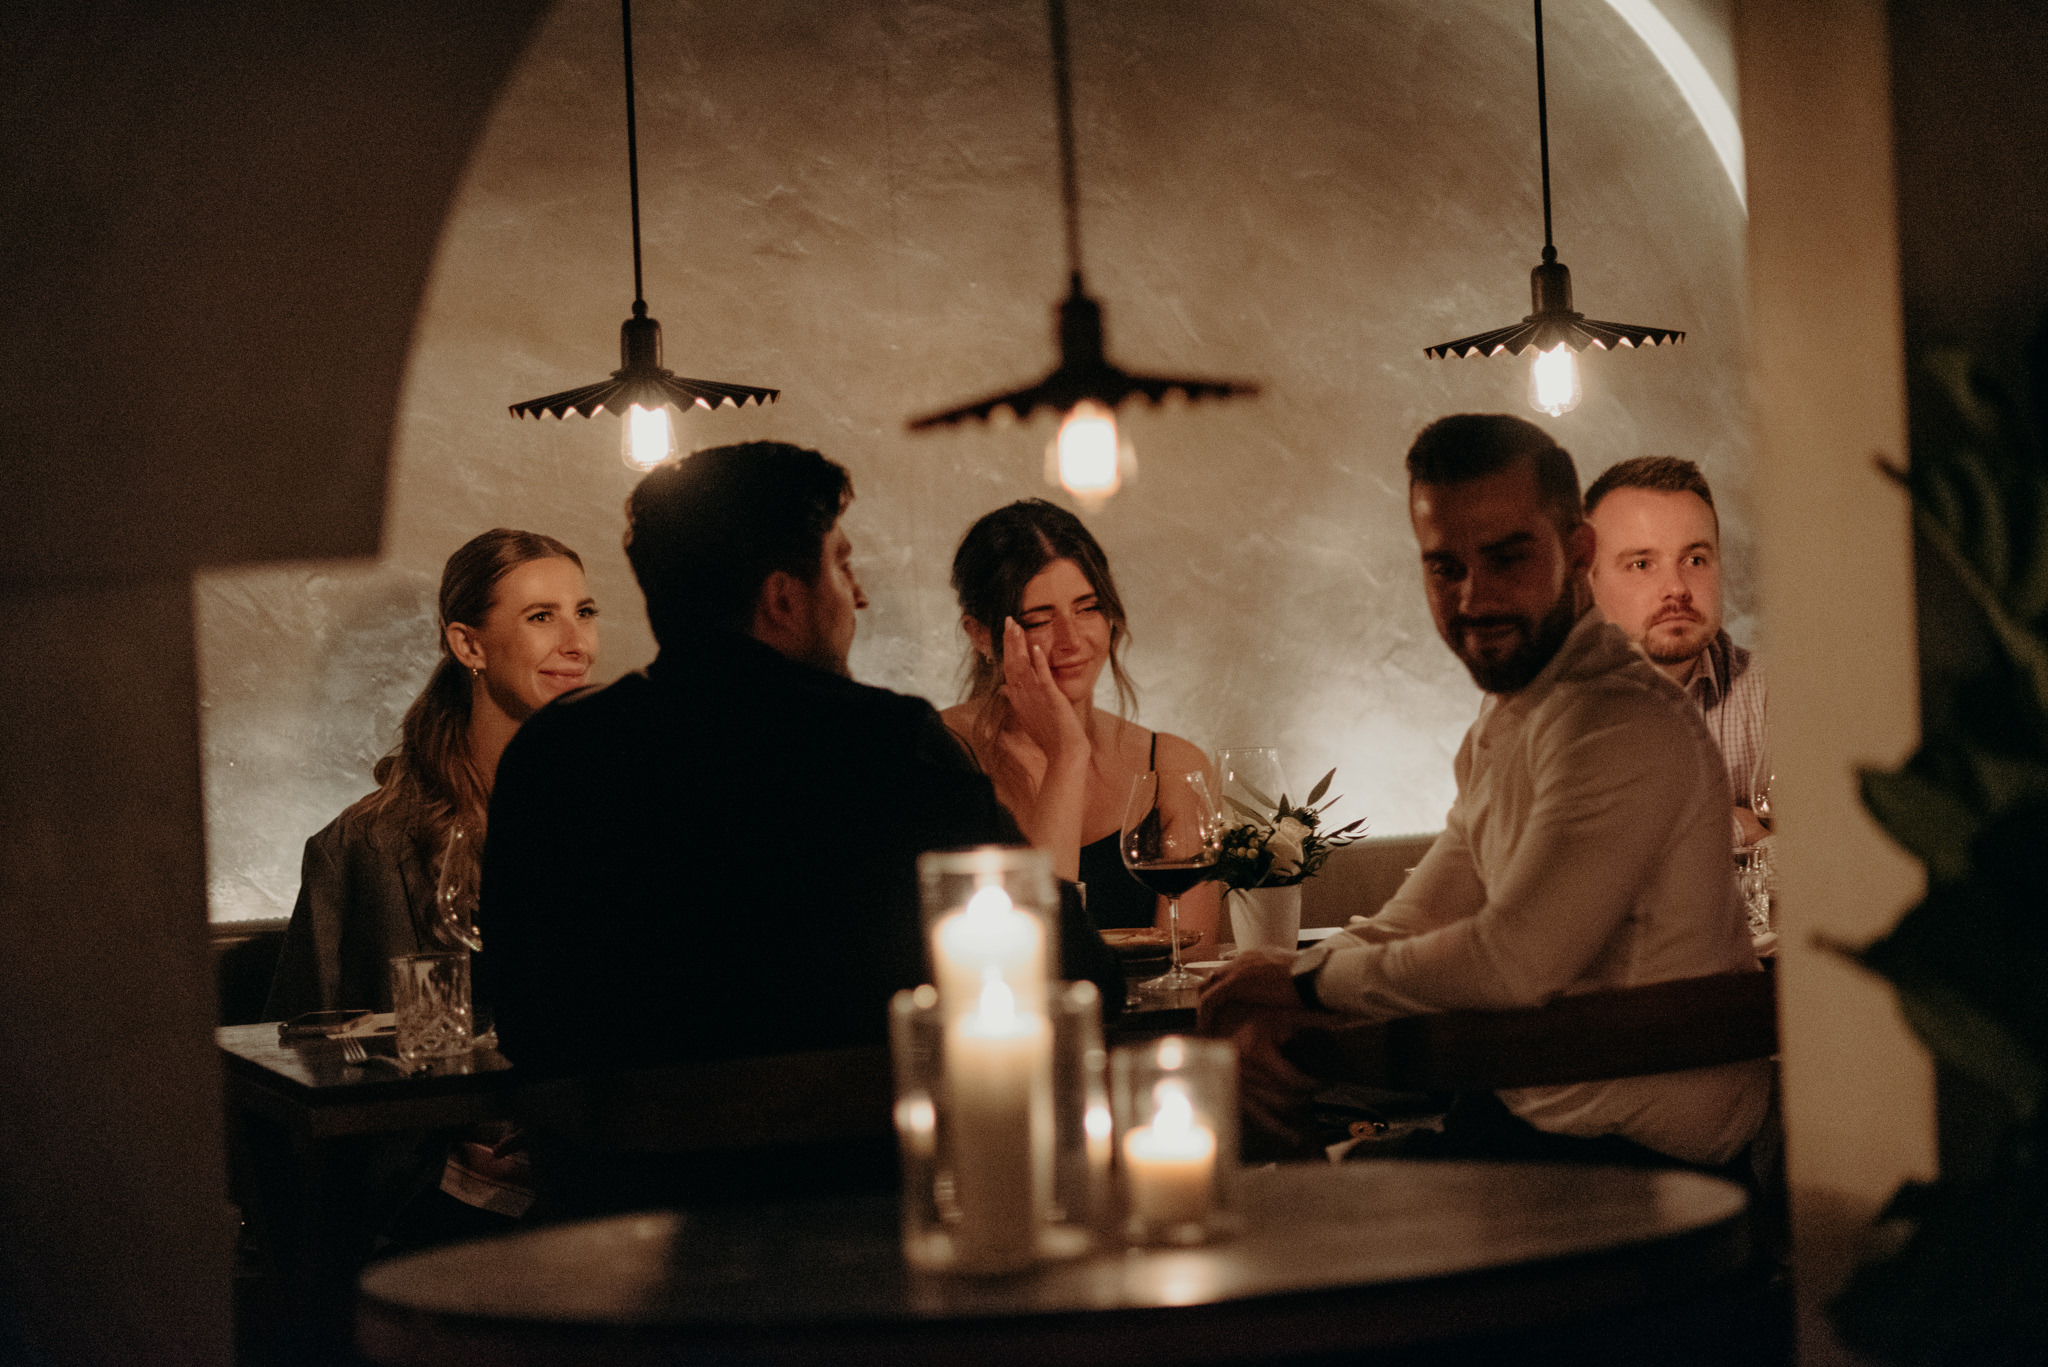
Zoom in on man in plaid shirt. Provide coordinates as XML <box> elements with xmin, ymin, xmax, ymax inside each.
<box><xmin>1585</xmin><ymin>457</ymin><xmax>1770</xmax><ymax>849</ymax></box>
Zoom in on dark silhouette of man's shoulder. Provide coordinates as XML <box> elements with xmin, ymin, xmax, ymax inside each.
<box><xmin>511</xmin><ymin>633</ymin><xmax>970</xmax><ymax>780</ymax></box>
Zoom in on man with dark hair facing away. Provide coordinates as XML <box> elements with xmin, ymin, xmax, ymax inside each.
<box><xmin>1202</xmin><ymin>415</ymin><xmax>1768</xmax><ymax>1171</ymax></box>
<box><xmin>1584</xmin><ymin>455</ymin><xmax>1769</xmax><ymax>849</ymax></box>
<box><xmin>485</xmin><ymin>441</ymin><xmax>1120</xmax><ymax>1211</ymax></box>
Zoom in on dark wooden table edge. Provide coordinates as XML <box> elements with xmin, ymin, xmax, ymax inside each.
<box><xmin>218</xmin><ymin>1033</ymin><xmax>518</xmax><ymax>1139</ymax></box>
<box><xmin>356</xmin><ymin>1198</ymin><xmax>1751</xmax><ymax>1367</ymax></box>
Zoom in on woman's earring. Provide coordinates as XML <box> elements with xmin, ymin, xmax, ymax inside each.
<box><xmin>469</xmin><ymin>666</ymin><xmax>482</xmax><ymax>679</ymax></box>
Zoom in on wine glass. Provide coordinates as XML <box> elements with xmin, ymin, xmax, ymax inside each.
<box><xmin>1215</xmin><ymin>747</ymin><xmax>1288</xmax><ymax>826</ymax></box>
<box><xmin>1121</xmin><ymin>770</ymin><xmax>1224</xmax><ymax>1003</ymax></box>
<box><xmin>1749</xmin><ymin>749</ymin><xmax>1775</xmax><ymax>832</ymax></box>
<box><xmin>433</xmin><ymin>825</ymin><xmax>484</xmax><ymax>953</ymax></box>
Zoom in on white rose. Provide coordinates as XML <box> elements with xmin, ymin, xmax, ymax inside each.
<box><xmin>1265</xmin><ymin>817</ymin><xmax>1310</xmax><ymax>881</ymax></box>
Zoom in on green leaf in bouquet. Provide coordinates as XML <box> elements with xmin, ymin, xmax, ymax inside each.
<box><xmin>1235</xmin><ymin>780</ymin><xmax>1278</xmax><ymax>814</ymax></box>
<box><xmin>1304</xmin><ymin>768</ymin><xmax>1336</xmax><ymax>807</ymax></box>
<box><xmin>1224</xmin><ymin>794</ymin><xmax>1272</xmax><ymax>825</ymax></box>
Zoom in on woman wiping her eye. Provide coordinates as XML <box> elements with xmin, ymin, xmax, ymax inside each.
<box><xmin>941</xmin><ymin>500</ymin><xmax>1219</xmax><ymax>948</ymax></box>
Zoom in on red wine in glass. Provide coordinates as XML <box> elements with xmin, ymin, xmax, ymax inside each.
<box><xmin>1120</xmin><ymin>770</ymin><xmax>1223</xmax><ymax>1002</ymax></box>
<box><xmin>1126</xmin><ymin>860</ymin><xmax>1214</xmax><ymax>899</ymax></box>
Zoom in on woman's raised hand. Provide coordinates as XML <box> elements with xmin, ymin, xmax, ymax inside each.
<box><xmin>997</xmin><ymin>616</ymin><xmax>1089</xmax><ymax>769</ymax></box>
<box><xmin>995</xmin><ymin>616</ymin><xmax>1090</xmax><ymax>881</ymax></box>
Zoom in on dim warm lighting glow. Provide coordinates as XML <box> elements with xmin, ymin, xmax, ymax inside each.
<box><xmin>1084</xmin><ymin>1105</ymin><xmax>1113</xmax><ymax>1141</ymax></box>
<box><xmin>895</xmin><ymin>1093</ymin><xmax>938</xmax><ymax>1157</ymax></box>
<box><xmin>622</xmin><ymin>402</ymin><xmax>675</xmax><ymax>470</ymax></box>
<box><xmin>1528</xmin><ymin>343</ymin><xmax>1582</xmax><ymax>417</ymax></box>
<box><xmin>1046</xmin><ymin>399</ymin><xmax>1131</xmax><ymax>504</ymax></box>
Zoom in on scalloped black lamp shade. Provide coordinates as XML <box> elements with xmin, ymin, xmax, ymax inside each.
<box><xmin>908</xmin><ymin>275</ymin><xmax>1254</xmax><ymax>431</ymax></box>
<box><xmin>1424</xmin><ymin>249</ymin><xmax>1683</xmax><ymax>361</ymax></box>
<box><xmin>509</xmin><ymin>302</ymin><xmax>778</xmax><ymax>421</ymax></box>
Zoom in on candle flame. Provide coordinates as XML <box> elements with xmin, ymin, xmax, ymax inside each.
<box><xmin>965</xmin><ymin>884</ymin><xmax>1015</xmax><ymax>919</ymax></box>
<box><xmin>976</xmin><ymin>970</ymin><xmax>1017</xmax><ymax>1028</ymax></box>
<box><xmin>1151</xmin><ymin>1078</ymin><xmax>1195</xmax><ymax>1136</ymax></box>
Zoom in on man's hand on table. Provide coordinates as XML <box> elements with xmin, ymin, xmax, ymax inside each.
<box><xmin>1198</xmin><ymin>952</ymin><xmax>1324</xmax><ymax>1146</ymax></box>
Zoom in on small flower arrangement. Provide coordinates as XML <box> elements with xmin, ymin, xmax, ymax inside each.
<box><xmin>1215</xmin><ymin>768</ymin><xmax>1366</xmax><ymax>891</ymax></box>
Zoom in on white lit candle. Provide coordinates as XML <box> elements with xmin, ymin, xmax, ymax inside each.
<box><xmin>1123</xmin><ymin>1078</ymin><xmax>1217</xmax><ymax>1229</ymax></box>
<box><xmin>932</xmin><ymin>884</ymin><xmax>1046</xmax><ymax>1024</ymax></box>
<box><xmin>945</xmin><ymin>974</ymin><xmax>1050</xmax><ymax>1273</ymax></box>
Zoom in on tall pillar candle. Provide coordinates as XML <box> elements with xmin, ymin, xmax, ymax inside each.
<box><xmin>931</xmin><ymin>884</ymin><xmax>1046</xmax><ymax>1025</ymax></box>
<box><xmin>945</xmin><ymin>976</ymin><xmax>1050</xmax><ymax>1273</ymax></box>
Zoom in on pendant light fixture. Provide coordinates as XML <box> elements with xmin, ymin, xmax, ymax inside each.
<box><xmin>908</xmin><ymin>0</ymin><xmax>1257</xmax><ymax>506</ymax></box>
<box><xmin>1424</xmin><ymin>0</ymin><xmax>1683</xmax><ymax>417</ymax></box>
<box><xmin>510</xmin><ymin>0</ymin><xmax>777</xmax><ymax>470</ymax></box>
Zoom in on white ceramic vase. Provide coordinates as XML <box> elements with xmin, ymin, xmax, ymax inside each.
<box><xmin>1226</xmin><ymin>884</ymin><xmax>1302</xmax><ymax>955</ymax></box>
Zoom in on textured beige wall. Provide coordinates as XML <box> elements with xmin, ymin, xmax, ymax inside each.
<box><xmin>198</xmin><ymin>0</ymin><xmax>1756</xmax><ymax>922</ymax></box>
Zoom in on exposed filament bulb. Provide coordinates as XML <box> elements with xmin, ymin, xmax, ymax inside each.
<box><xmin>1046</xmin><ymin>399</ymin><xmax>1134</xmax><ymax>505</ymax></box>
<box><xmin>1528</xmin><ymin>343</ymin><xmax>1582</xmax><ymax>417</ymax></box>
<box><xmin>622</xmin><ymin>402</ymin><xmax>676</xmax><ymax>470</ymax></box>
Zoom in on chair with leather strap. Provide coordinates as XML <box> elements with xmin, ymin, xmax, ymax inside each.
<box><xmin>1282</xmin><ymin>969</ymin><xmax>1778</xmax><ymax>1090</ymax></box>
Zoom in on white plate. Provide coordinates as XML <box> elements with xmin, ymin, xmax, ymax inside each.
<box><xmin>1297</xmin><ymin>926</ymin><xmax>1343</xmax><ymax>942</ymax></box>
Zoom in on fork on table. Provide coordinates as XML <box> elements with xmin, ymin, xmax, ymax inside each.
<box><xmin>339</xmin><ymin>1035</ymin><xmax>419</xmax><ymax>1076</ymax></box>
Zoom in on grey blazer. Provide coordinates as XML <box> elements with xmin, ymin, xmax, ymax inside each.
<box><xmin>264</xmin><ymin>804</ymin><xmax>434</xmax><ymax>1019</ymax></box>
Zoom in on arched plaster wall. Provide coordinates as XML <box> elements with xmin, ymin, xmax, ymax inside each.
<box><xmin>198</xmin><ymin>0</ymin><xmax>1753</xmax><ymax>920</ymax></box>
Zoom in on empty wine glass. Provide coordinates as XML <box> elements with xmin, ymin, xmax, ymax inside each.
<box><xmin>1748</xmin><ymin>676</ymin><xmax>1773</xmax><ymax>835</ymax></box>
<box><xmin>1215</xmin><ymin>747</ymin><xmax>1288</xmax><ymax>825</ymax></box>
<box><xmin>1750</xmin><ymin>750</ymin><xmax>1774</xmax><ymax>831</ymax></box>
<box><xmin>1121</xmin><ymin>770</ymin><xmax>1224</xmax><ymax>1003</ymax></box>
<box><xmin>434</xmin><ymin>825</ymin><xmax>483</xmax><ymax>952</ymax></box>
<box><xmin>1741</xmin><ymin>838</ymin><xmax>1776</xmax><ymax>943</ymax></box>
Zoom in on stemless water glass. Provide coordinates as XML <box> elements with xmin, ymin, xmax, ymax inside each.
<box><xmin>1121</xmin><ymin>770</ymin><xmax>1224</xmax><ymax>1003</ymax></box>
<box><xmin>390</xmin><ymin>951</ymin><xmax>473</xmax><ymax>1063</ymax></box>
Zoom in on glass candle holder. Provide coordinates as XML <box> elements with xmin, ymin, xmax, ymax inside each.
<box><xmin>890</xmin><ymin>979</ymin><xmax>1110</xmax><ymax>1275</ymax></box>
<box><xmin>1111</xmin><ymin>1036</ymin><xmax>1239</xmax><ymax>1246</ymax></box>
<box><xmin>919</xmin><ymin>847</ymin><xmax>1058</xmax><ymax>1027</ymax></box>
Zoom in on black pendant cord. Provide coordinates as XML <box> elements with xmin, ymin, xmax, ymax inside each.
<box><xmin>1048</xmin><ymin>0</ymin><xmax>1086</xmax><ymax>287</ymax></box>
<box><xmin>1534</xmin><ymin>0</ymin><xmax>1555</xmax><ymax>261</ymax></box>
<box><xmin>622</xmin><ymin>0</ymin><xmax>647</xmax><ymax>309</ymax></box>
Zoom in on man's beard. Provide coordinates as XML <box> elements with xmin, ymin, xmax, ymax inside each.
<box><xmin>1641</xmin><ymin>609</ymin><xmax>1712</xmax><ymax>667</ymax></box>
<box><xmin>1447</xmin><ymin>590</ymin><xmax>1581</xmax><ymax>694</ymax></box>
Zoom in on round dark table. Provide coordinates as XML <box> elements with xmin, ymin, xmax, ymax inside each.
<box><xmin>357</xmin><ymin>1160</ymin><xmax>1749</xmax><ymax>1366</ymax></box>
